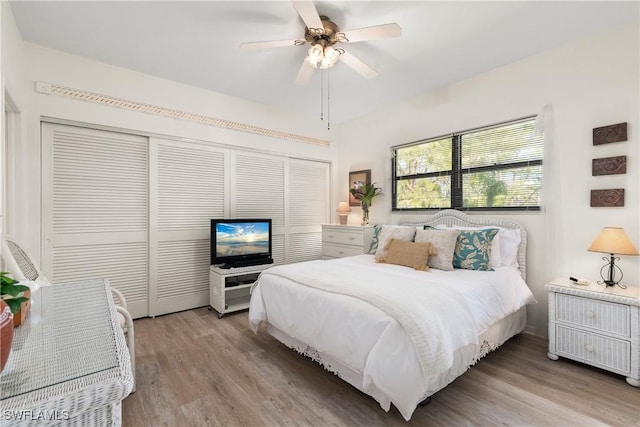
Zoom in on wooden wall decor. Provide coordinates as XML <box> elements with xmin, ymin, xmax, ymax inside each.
<box><xmin>592</xmin><ymin>155</ymin><xmax>627</xmax><ymax>176</ymax></box>
<box><xmin>590</xmin><ymin>189</ymin><xmax>625</xmax><ymax>207</ymax></box>
<box><xmin>593</xmin><ymin>122</ymin><xmax>627</xmax><ymax>145</ymax></box>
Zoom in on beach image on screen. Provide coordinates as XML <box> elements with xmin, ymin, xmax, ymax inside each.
<box><xmin>216</xmin><ymin>222</ymin><xmax>269</xmax><ymax>256</ymax></box>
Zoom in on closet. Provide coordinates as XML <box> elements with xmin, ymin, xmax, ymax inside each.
<box><xmin>42</xmin><ymin>123</ymin><xmax>329</xmax><ymax>318</ymax></box>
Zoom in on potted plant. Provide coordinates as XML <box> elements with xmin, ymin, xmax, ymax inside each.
<box><xmin>1</xmin><ymin>272</ymin><xmax>30</xmax><ymax>326</ymax></box>
<box><xmin>349</xmin><ymin>182</ymin><xmax>382</xmax><ymax>225</ymax></box>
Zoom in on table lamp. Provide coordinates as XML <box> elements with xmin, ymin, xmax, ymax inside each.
<box><xmin>588</xmin><ymin>227</ymin><xmax>639</xmax><ymax>287</ymax></box>
<box><xmin>336</xmin><ymin>201</ymin><xmax>351</xmax><ymax>225</ymax></box>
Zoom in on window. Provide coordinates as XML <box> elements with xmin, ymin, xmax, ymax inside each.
<box><xmin>392</xmin><ymin>117</ymin><xmax>543</xmax><ymax>211</ymax></box>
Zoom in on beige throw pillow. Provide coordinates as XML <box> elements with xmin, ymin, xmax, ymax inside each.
<box><xmin>377</xmin><ymin>239</ymin><xmax>436</xmax><ymax>271</ymax></box>
<box><xmin>414</xmin><ymin>228</ymin><xmax>460</xmax><ymax>271</ymax></box>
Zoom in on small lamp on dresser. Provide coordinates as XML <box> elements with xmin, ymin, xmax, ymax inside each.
<box><xmin>336</xmin><ymin>201</ymin><xmax>352</xmax><ymax>225</ymax></box>
<box><xmin>588</xmin><ymin>227</ymin><xmax>639</xmax><ymax>287</ymax></box>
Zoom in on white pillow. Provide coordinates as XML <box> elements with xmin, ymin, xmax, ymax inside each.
<box><xmin>496</xmin><ymin>228</ymin><xmax>521</xmax><ymax>268</ymax></box>
<box><xmin>488</xmin><ymin>235</ymin><xmax>502</xmax><ymax>268</ymax></box>
<box><xmin>374</xmin><ymin>225</ymin><xmax>417</xmax><ymax>261</ymax></box>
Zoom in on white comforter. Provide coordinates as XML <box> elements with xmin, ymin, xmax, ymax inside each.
<box><xmin>249</xmin><ymin>255</ymin><xmax>534</xmax><ymax>420</ymax></box>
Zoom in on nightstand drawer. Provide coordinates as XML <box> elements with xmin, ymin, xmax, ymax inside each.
<box><xmin>322</xmin><ymin>229</ymin><xmax>365</xmax><ymax>246</ymax></box>
<box><xmin>555</xmin><ymin>325</ymin><xmax>631</xmax><ymax>374</ymax></box>
<box><xmin>556</xmin><ymin>294</ymin><xmax>630</xmax><ymax>337</ymax></box>
<box><xmin>322</xmin><ymin>243</ymin><xmax>364</xmax><ymax>258</ymax></box>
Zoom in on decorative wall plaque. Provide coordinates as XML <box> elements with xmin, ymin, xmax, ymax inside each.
<box><xmin>590</xmin><ymin>189</ymin><xmax>625</xmax><ymax>207</ymax></box>
<box><xmin>593</xmin><ymin>122</ymin><xmax>627</xmax><ymax>145</ymax></box>
<box><xmin>592</xmin><ymin>155</ymin><xmax>627</xmax><ymax>176</ymax></box>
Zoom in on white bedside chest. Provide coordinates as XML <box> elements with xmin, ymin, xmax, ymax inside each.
<box><xmin>321</xmin><ymin>224</ymin><xmax>374</xmax><ymax>259</ymax></box>
<box><xmin>545</xmin><ymin>278</ymin><xmax>639</xmax><ymax>387</ymax></box>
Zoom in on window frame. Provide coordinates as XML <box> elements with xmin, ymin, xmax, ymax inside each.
<box><xmin>392</xmin><ymin>116</ymin><xmax>542</xmax><ymax>212</ymax></box>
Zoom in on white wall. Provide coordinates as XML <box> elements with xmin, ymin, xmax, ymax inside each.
<box><xmin>1</xmin><ymin>1</ymin><xmax>28</xmax><ymax>236</ymax></box>
<box><xmin>336</xmin><ymin>22</ymin><xmax>640</xmax><ymax>337</ymax></box>
<box><xmin>1</xmin><ymin>0</ymin><xmax>339</xmax><ymax>265</ymax></box>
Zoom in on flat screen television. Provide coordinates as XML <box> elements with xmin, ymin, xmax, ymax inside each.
<box><xmin>210</xmin><ymin>218</ymin><xmax>273</xmax><ymax>269</ymax></box>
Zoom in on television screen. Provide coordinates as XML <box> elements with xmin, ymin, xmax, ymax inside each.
<box><xmin>211</xmin><ymin>219</ymin><xmax>272</xmax><ymax>267</ymax></box>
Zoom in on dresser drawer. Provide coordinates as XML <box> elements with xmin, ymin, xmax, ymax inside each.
<box><xmin>555</xmin><ymin>325</ymin><xmax>631</xmax><ymax>375</ymax></box>
<box><xmin>555</xmin><ymin>294</ymin><xmax>630</xmax><ymax>337</ymax></box>
<box><xmin>322</xmin><ymin>243</ymin><xmax>364</xmax><ymax>258</ymax></box>
<box><xmin>322</xmin><ymin>229</ymin><xmax>365</xmax><ymax>247</ymax></box>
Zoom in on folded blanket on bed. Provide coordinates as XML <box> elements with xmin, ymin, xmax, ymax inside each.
<box><xmin>257</xmin><ymin>260</ymin><xmax>480</xmax><ymax>381</ymax></box>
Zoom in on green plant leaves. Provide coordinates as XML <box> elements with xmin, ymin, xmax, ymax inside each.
<box><xmin>350</xmin><ymin>182</ymin><xmax>383</xmax><ymax>204</ymax></box>
<box><xmin>1</xmin><ymin>271</ymin><xmax>30</xmax><ymax>314</ymax></box>
<box><xmin>3</xmin><ymin>297</ymin><xmax>28</xmax><ymax>314</ymax></box>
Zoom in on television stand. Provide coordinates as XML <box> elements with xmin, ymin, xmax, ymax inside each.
<box><xmin>220</xmin><ymin>257</ymin><xmax>273</xmax><ymax>269</ymax></box>
<box><xmin>209</xmin><ymin>263</ymin><xmax>272</xmax><ymax>318</ymax></box>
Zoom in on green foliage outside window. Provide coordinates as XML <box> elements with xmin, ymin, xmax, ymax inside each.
<box><xmin>393</xmin><ymin>118</ymin><xmax>543</xmax><ymax>211</ymax></box>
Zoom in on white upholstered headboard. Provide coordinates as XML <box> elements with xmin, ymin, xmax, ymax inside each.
<box><xmin>393</xmin><ymin>209</ymin><xmax>527</xmax><ymax>281</ymax></box>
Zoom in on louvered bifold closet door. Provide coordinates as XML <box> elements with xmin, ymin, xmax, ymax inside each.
<box><xmin>286</xmin><ymin>159</ymin><xmax>330</xmax><ymax>263</ymax></box>
<box><xmin>149</xmin><ymin>138</ymin><xmax>227</xmax><ymax>316</ymax></box>
<box><xmin>232</xmin><ymin>152</ymin><xmax>286</xmax><ymax>264</ymax></box>
<box><xmin>41</xmin><ymin>123</ymin><xmax>149</xmax><ymax>318</ymax></box>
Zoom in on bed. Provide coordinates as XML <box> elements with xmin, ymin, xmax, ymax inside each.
<box><xmin>248</xmin><ymin>210</ymin><xmax>535</xmax><ymax>420</ymax></box>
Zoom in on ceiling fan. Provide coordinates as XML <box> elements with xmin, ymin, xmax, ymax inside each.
<box><xmin>240</xmin><ymin>0</ymin><xmax>402</xmax><ymax>85</ymax></box>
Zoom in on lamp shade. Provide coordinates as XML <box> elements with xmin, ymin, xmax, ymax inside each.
<box><xmin>588</xmin><ymin>227</ymin><xmax>639</xmax><ymax>256</ymax></box>
<box><xmin>336</xmin><ymin>201</ymin><xmax>352</xmax><ymax>213</ymax></box>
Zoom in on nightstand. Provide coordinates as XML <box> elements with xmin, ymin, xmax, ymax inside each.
<box><xmin>321</xmin><ymin>224</ymin><xmax>374</xmax><ymax>259</ymax></box>
<box><xmin>545</xmin><ymin>278</ymin><xmax>639</xmax><ymax>387</ymax></box>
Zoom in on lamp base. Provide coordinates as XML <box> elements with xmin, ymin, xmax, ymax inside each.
<box><xmin>339</xmin><ymin>214</ymin><xmax>347</xmax><ymax>225</ymax></box>
<box><xmin>599</xmin><ymin>253</ymin><xmax>624</xmax><ymax>288</ymax></box>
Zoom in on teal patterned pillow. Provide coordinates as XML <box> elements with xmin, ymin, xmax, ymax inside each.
<box><xmin>453</xmin><ymin>229</ymin><xmax>499</xmax><ymax>271</ymax></box>
<box><xmin>368</xmin><ymin>224</ymin><xmax>383</xmax><ymax>254</ymax></box>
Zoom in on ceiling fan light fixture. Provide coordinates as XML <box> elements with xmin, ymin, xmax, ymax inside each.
<box><xmin>320</xmin><ymin>46</ymin><xmax>341</xmax><ymax>68</ymax></box>
<box><xmin>307</xmin><ymin>44</ymin><xmax>324</xmax><ymax>68</ymax></box>
<box><xmin>308</xmin><ymin>44</ymin><xmax>343</xmax><ymax>70</ymax></box>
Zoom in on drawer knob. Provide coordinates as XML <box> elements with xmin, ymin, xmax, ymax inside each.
<box><xmin>584</xmin><ymin>344</ymin><xmax>594</xmax><ymax>352</ymax></box>
<box><xmin>328</xmin><ymin>234</ymin><xmax>335</xmax><ymax>238</ymax></box>
<box><xmin>338</xmin><ymin>251</ymin><xmax>344</xmax><ymax>255</ymax></box>
<box><xmin>585</xmin><ymin>310</ymin><xmax>595</xmax><ymax>319</ymax></box>
<box><xmin>348</xmin><ymin>237</ymin><xmax>355</xmax><ymax>241</ymax></box>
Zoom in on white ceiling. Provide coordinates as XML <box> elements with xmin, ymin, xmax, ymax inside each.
<box><xmin>9</xmin><ymin>1</ymin><xmax>639</xmax><ymax>124</ymax></box>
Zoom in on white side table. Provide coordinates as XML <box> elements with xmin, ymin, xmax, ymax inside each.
<box><xmin>545</xmin><ymin>278</ymin><xmax>639</xmax><ymax>387</ymax></box>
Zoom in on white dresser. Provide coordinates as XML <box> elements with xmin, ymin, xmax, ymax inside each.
<box><xmin>546</xmin><ymin>278</ymin><xmax>639</xmax><ymax>386</ymax></box>
<box><xmin>321</xmin><ymin>224</ymin><xmax>375</xmax><ymax>259</ymax></box>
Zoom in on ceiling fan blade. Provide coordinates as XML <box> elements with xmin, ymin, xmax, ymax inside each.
<box><xmin>340</xmin><ymin>23</ymin><xmax>402</xmax><ymax>43</ymax></box>
<box><xmin>295</xmin><ymin>60</ymin><xmax>315</xmax><ymax>85</ymax></box>
<box><xmin>339</xmin><ymin>51</ymin><xmax>378</xmax><ymax>79</ymax></box>
<box><xmin>240</xmin><ymin>39</ymin><xmax>304</xmax><ymax>49</ymax></box>
<box><xmin>292</xmin><ymin>0</ymin><xmax>323</xmax><ymax>34</ymax></box>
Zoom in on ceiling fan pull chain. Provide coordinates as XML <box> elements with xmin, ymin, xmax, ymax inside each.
<box><xmin>327</xmin><ymin>68</ymin><xmax>331</xmax><ymax>130</ymax></box>
<box><xmin>320</xmin><ymin>68</ymin><xmax>324</xmax><ymax>122</ymax></box>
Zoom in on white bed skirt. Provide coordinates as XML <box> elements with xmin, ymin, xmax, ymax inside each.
<box><xmin>263</xmin><ymin>307</ymin><xmax>526</xmax><ymax>415</ymax></box>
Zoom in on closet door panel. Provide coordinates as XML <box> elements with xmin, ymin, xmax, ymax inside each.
<box><xmin>149</xmin><ymin>138</ymin><xmax>227</xmax><ymax>316</ymax></box>
<box><xmin>233</xmin><ymin>152</ymin><xmax>285</xmax><ymax>225</ymax></box>
<box><xmin>232</xmin><ymin>152</ymin><xmax>285</xmax><ymax>264</ymax></box>
<box><xmin>42</xmin><ymin>123</ymin><xmax>149</xmax><ymax>318</ymax></box>
<box><xmin>286</xmin><ymin>159</ymin><xmax>330</xmax><ymax>263</ymax></box>
<box><xmin>288</xmin><ymin>159</ymin><xmax>330</xmax><ymax>226</ymax></box>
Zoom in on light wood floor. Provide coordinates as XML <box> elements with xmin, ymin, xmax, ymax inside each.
<box><xmin>122</xmin><ymin>308</ymin><xmax>639</xmax><ymax>426</ymax></box>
